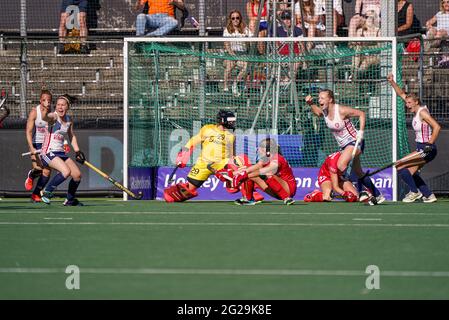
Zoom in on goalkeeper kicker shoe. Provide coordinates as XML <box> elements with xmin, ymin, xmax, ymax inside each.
<box><xmin>283</xmin><ymin>197</ymin><xmax>295</xmax><ymax>205</ymax></box>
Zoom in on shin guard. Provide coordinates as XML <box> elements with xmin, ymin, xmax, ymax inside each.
<box><xmin>266</xmin><ymin>177</ymin><xmax>290</xmax><ymax>200</ymax></box>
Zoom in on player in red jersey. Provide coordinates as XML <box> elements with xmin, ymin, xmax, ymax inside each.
<box><xmin>305</xmin><ymin>151</ymin><xmax>358</xmax><ymax>202</ymax></box>
<box><xmin>232</xmin><ymin>138</ymin><xmax>296</xmax><ymax>205</ymax></box>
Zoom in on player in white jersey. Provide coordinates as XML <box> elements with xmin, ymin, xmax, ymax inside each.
<box><xmin>387</xmin><ymin>74</ymin><xmax>441</xmax><ymax>203</ymax></box>
<box><xmin>39</xmin><ymin>94</ymin><xmax>86</xmax><ymax>206</ymax></box>
<box><xmin>25</xmin><ymin>90</ymin><xmax>53</xmax><ymax>202</ymax></box>
<box><xmin>306</xmin><ymin>89</ymin><xmax>384</xmax><ymax>204</ymax></box>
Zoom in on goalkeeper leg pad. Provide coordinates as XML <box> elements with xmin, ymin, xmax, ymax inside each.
<box><xmin>164</xmin><ymin>183</ymin><xmax>198</xmax><ymax>202</ymax></box>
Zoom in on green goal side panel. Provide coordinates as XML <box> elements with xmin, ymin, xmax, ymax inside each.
<box><xmin>126</xmin><ymin>39</ymin><xmax>408</xmax><ymax>168</ymax></box>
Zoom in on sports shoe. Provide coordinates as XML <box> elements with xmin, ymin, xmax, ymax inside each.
<box><xmin>374</xmin><ymin>193</ymin><xmax>386</xmax><ymax>205</ymax></box>
<box><xmin>283</xmin><ymin>197</ymin><xmax>295</xmax><ymax>205</ymax></box>
<box><xmin>402</xmin><ymin>191</ymin><xmax>423</xmax><ymax>203</ymax></box>
<box><xmin>422</xmin><ymin>194</ymin><xmax>437</xmax><ymax>203</ymax></box>
<box><xmin>63</xmin><ymin>198</ymin><xmax>84</xmax><ymax>206</ymax></box>
<box><xmin>24</xmin><ymin>177</ymin><xmax>34</xmax><ymax>191</ymax></box>
<box><xmin>41</xmin><ymin>191</ymin><xmax>54</xmax><ymax>204</ymax></box>
<box><xmin>30</xmin><ymin>194</ymin><xmax>41</xmax><ymax>203</ymax></box>
<box><xmin>234</xmin><ymin>198</ymin><xmax>257</xmax><ymax>206</ymax></box>
<box><xmin>359</xmin><ymin>191</ymin><xmax>372</xmax><ymax>203</ymax></box>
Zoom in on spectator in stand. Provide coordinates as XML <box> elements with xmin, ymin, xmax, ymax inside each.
<box><xmin>135</xmin><ymin>0</ymin><xmax>185</xmax><ymax>37</ymax></box>
<box><xmin>348</xmin><ymin>0</ymin><xmax>380</xmax><ymax>38</ymax></box>
<box><xmin>398</xmin><ymin>0</ymin><xmax>421</xmax><ymax>37</ymax></box>
<box><xmin>273</xmin><ymin>10</ymin><xmax>305</xmax><ymax>83</ymax></box>
<box><xmin>223</xmin><ymin>10</ymin><xmax>252</xmax><ymax>97</ymax></box>
<box><xmin>425</xmin><ymin>0</ymin><xmax>449</xmax><ymax>49</ymax></box>
<box><xmin>58</xmin><ymin>0</ymin><xmax>89</xmax><ymax>54</ymax></box>
<box><xmin>247</xmin><ymin>0</ymin><xmax>269</xmax><ymax>54</ymax></box>
<box><xmin>312</xmin><ymin>0</ymin><xmax>345</xmax><ymax>36</ymax></box>
<box><xmin>350</xmin><ymin>8</ymin><xmax>380</xmax><ymax>80</ymax></box>
<box><xmin>295</xmin><ymin>0</ymin><xmax>318</xmax><ymax>38</ymax></box>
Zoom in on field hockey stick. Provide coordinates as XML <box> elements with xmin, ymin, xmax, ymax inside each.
<box><xmin>167</xmin><ymin>163</ymin><xmax>180</xmax><ymax>185</ymax></box>
<box><xmin>21</xmin><ymin>149</ymin><xmax>41</xmax><ymax>157</ymax></box>
<box><xmin>361</xmin><ymin>151</ymin><xmax>426</xmax><ymax>179</ymax></box>
<box><xmin>343</xmin><ymin>138</ymin><xmax>361</xmax><ymax>180</ymax></box>
<box><xmin>83</xmin><ymin>160</ymin><xmax>143</xmax><ymax>200</ymax></box>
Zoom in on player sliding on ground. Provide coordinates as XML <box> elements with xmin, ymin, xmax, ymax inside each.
<box><xmin>164</xmin><ymin>110</ymin><xmax>239</xmax><ymax>202</ymax></box>
<box><xmin>387</xmin><ymin>74</ymin><xmax>441</xmax><ymax>203</ymax></box>
<box><xmin>305</xmin><ymin>89</ymin><xmax>385</xmax><ymax>205</ymax></box>
<box><xmin>39</xmin><ymin>94</ymin><xmax>86</xmax><ymax>206</ymax></box>
<box><xmin>232</xmin><ymin>138</ymin><xmax>296</xmax><ymax>205</ymax></box>
<box><xmin>304</xmin><ymin>151</ymin><xmax>358</xmax><ymax>202</ymax></box>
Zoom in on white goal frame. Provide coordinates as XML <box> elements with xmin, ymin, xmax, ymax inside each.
<box><xmin>123</xmin><ymin>37</ymin><xmax>398</xmax><ymax>201</ymax></box>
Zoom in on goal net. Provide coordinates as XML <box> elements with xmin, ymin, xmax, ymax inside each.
<box><xmin>124</xmin><ymin>37</ymin><xmax>408</xmax><ymax>201</ymax></box>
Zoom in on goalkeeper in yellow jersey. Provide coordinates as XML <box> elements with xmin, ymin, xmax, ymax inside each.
<box><xmin>164</xmin><ymin>110</ymin><xmax>238</xmax><ymax>202</ymax></box>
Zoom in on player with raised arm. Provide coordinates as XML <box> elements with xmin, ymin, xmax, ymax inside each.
<box><xmin>232</xmin><ymin>138</ymin><xmax>296</xmax><ymax>205</ymax></box>
<box><xmin>387</xmin><ymin>74</ymin><xmax>441</xmax><ymax>203</ymax></box>
<box><xmin>304</xmin><ymin>151</ymin><xmax>358</xmax><ymax>203</ymax></box>
<box><xmin>39</xmin><ymin>95</ymin><xmax>86</xmax><ymax>206</ymax></box>
<box><xmin>24</xmin><ymin>90</ymin><xmax>53</xmax><ymax>202</ymax></box>
<box><xmin>163</xmin><ymin>110</ymin><xmax>238</xmax><ymax>202</ymax></box>
<box><xmin>305</xmin><ymin>89</ymin><xmax>384</xmax><ymax>204</ymax></box>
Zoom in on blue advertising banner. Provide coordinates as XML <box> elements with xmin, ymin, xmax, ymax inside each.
<box><xmin>156</xmin><ymin>167</ymin><xmax>393</xmax><ymax>201</ymax></box>
<box><xmin>128</xmin><ymin>167</ymin><xmax>155</xmax><ymax>200</ymax></box>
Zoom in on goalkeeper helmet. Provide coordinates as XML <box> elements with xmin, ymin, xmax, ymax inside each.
<box><xmin>217</xmin><ymin>109</ymin><xmax>236</xmax><ymax>130</ymax></box>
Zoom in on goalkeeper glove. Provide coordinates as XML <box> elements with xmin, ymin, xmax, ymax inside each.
<box><xmin>176</xmin><ymin>147</ymin><xmax>193</xmax><ymax>168</ymax></box>
<box><xmin>75</xmin><ymin>151</ymin><xmax>86</xmax><ymax>164</ymax></box>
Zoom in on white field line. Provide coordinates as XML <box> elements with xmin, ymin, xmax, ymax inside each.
<box><xmin>1</xmin><ymin>267</ymin><xmax>449</xmax><ymax>278</ymax></box>
<box><xmin>1</xmin><ymin>221</ymin><xmax>449</xmax><ymax>228</ymax></box>
<box><xmin>0</xmin><ymin>211</ymin><xmax>448</xmax><ymax>216</ymax></box>
<box><xmin>352</xmin><ymin>218</ymin><xmax>383</xmax><ymax>221</ymax></box>
<box><xmin>43</xmin><ymin>217</ymin><xmax>73</xmax><ymax>220</ymax></box>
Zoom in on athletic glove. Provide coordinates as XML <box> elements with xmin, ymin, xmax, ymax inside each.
<box><xmin>175</xmin><ymin>147</ymin><xmax>193</xmax><ymax>168</ymax></box>
<box><xmin>342</xmin><ymin>191</ymin><xmax>358</xmax><ymax>202</ymax></box>
<box><xmin>423</xmin><ymin>143</ymin><xmax>435</xmax><ymax>154</ymax></box>
<box><xmin>232</xmin><ymin>171</ymin><xmax>248</xmax><ymax>188</ymax></box>
<box><xmin>75</xmin><ymin>151</ymin><xmax>86</xmax><ymax>164</ymax></box>
<box><xmin>215</xmin><ymin>168</ymin><xmax>233</xmax><ymax>183</ymax></box>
